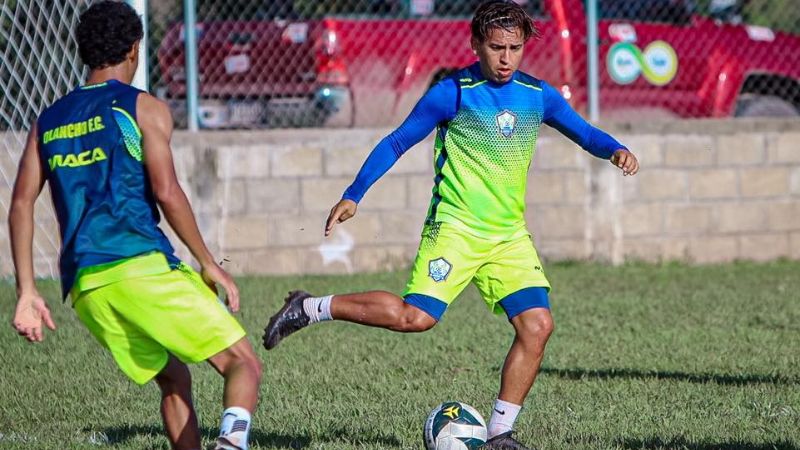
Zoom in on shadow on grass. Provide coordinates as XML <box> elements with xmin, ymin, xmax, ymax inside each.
<box><xmin>540</xmin><ymin>367</ymin><xmax>798</xmax><ymax>386</ymax></box>
<box><xmin>94</xmin><ymin>425</ymin><xmax>311</xmax><ymax>448</ymax></box>
<box><xmin>619</xmin><ymin>436</ymin><xmax>800</xmax><ymax>449</ymax></box>
<box><xmin>96</xmin><ymin>423</ymin><xmax>403</xmax><ymax>448</ymax></box>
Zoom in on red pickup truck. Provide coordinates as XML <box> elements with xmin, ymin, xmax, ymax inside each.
<box><xmin>156</xmin><ymin>0</ymin><xmax>800</xmax><ymax>128</ymax></box>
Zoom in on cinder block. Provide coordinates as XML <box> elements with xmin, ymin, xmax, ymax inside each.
<box><xmin>358</xmin><ymin>176</ymin><xmax>407</xmax><ymax>211</ymax></box>
<box><xmin>380</xmin><ymin>211</ymin><xmax>426</xmax><ymax>244</ymax></box>
<box><xmin>301</xmin><ymin>178</ymin><xmax>351</xmax><ymax>212</ymax></box>
<box><xmin>715</xmin><ymin>202</ymin><xmax>766</xmax><ymax>233</ymax></box>
<box><xmin>689</xmin><ymin>169</ymin><xmax>738</xmax><ymax>199</ymax></box>
<box><xmin>791</xmin><ymin>232</ymin><xmax>800</xmax><ymax>259</ymax></box>
<box><xmin>739</xmin><ymin>233</ymin><xmax>790</xmax><ymax>261</ymax></box>
<box><xmin>216</xmin><ymin>145</ymin><xmax>270</xmax><ymax>179</ymax></box>
<box><xmin>766</xmin><ymin>201</ymin><xmax>800</xmax><ymax>231</ymax></box>
<box><xmin>665</xmin><ymin>205</ymin><xmax>712</xmax><ymax>233</ymax></box>
<box><xmin>662</xmin><ymin>237</ymin><xmax>690</xmax><ymax>261</ymax></box>
<box><xmin>689</xmin><ymin>236</ymin><xmax>738</xmax><ymax>263</ymax></box>
<box><xmin>535</xmin><ymin>238</ymin><xmax>590</xmax><ymax>262</ymax></box>
<box><xmin>324</xmin><ymin>146</ymin><xmax>369</xmax><ymax>177</ymax></box>
<box><xmin>740</xmin><ymin>168</ymin><xmax>791</xmax><ymax>197</ymax></box>
<box><xmin>221</xmin><ymin>217</ymin><xmax>269</xmax><ymax>251</ymax></box>
<box><xmin>768</xmin><ymin>132</ymin><xmax>800</xmax><ymax>163</ymax></box>
<box><xmin>563</xmin><ymin>170</ymin><xmax>589</xmax><ymax>204</ymax></box>
<box><xmin>791</xmin><ymin>168</ymin><xmax>800</xmax><ymax>196</ymax></box>
<box><xmin>270</xmin><ymin>215</ymin><xmax>327</xmax><ymax>247</ymax></box>
<box><xmin>353</xmin><ymin>245</ymin><xmax>417</xmax><ymax>273</ymax></box>
<box><xmin>303</xmin><ymin>245</ymin><xmax>354</xmax><ymax>275</ymax></box>
<box><xmin>622</xmin><ymin>239</ymin><xmax>663</xmax><ymax>262</ymax></box>
<box><xmin>621</xmin><ymin>203</ymin><xmax>664</xmax><ymax>237</ymax></box>
<box><xmin>527</xmin><ymin>206</ymin><xmax>586</xmax><ymax>239</ymax></box>
<box><xmin>716</xmin><ymin>134</ymin><xmax>766</xmax><ymax>165</ymax></box>
<box><xmin>216</xmin><ymin>179</ymin><xmax>246</xmax><ymax>216</ymax></box>
<box><xmin>333</xmin><ymin>212</ymin><xmax>383</xmax><ymax>245</ymax></box>
<box><xmin>663</xmin><ymin>135</ymin><xmax>715</xmax><ymax>167</ymax></box>
<box><xmin>527</xmin><ymin>171</ymin><xmax>565</xmax><ymax>204</ymax></box>
<box><xmin>619</xmin><ymin>134</ymin><xmax>663</xmax><ymax>166</ymax></box>
<box><xmin>407</xmin><ymin>175</ymin><xmax>434</xmax><ymax>208</ymax></box>
<box><xmin>391</xmin><ymin>140</ymin><xmax>433</xmax><ymax>174</ymax></box>
<box><xmin>246</xmin><ymin>179</ymin><xmax>300</xmax><ymax>214</ymax></box>
<box><xmin>223</xmin><ymin>248</ymin><xmax>303</xmax><ymax>275</ymax></box>
<box><xmin>533</xmin><ymin>137</ymin><xmax>581</xmax><ymax>169</ymax></box>
<box><xmin>272</xmin><ymin>147</ymin><xmax>323</xmax><ymax>177</ymax></box>
<box><xmin>635</xmin><ymin>170</ymin><xmax>688</xmax><ymax>200</ymax></box>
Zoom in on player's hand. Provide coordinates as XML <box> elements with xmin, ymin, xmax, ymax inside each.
<box><xmin>610</xmin><ymin>149</ymin><xmax>639</xmax><ymax>176</ymax></box>
<box><xmin>325</xmin><ymin>199</ymin><xmax>357</xmax><ymax>237</ymax></box>
<box><xmin>201</xmin><ymin>263</ymin><xmax>241</xmax><ymax>313</ymax></box>
<box><xmin>12</xmin><ymin>292</ymin><xmax>56</xmax><ymax>343</ymax></box>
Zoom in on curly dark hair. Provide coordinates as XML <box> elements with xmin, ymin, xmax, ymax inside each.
<box><xmin>471</xmin><ymin>0</ymin><xmax>538</xmax><ymax>43</ymax></box>
<box><xmin>77</xmin><ymin>1</ymin><xmax>143</xmax><ymax>69</ymax></box>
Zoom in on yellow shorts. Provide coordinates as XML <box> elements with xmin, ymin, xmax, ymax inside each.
<box><xmin>72</xmin><ymin>253</ymin><xmax>246</xmax><ymax>384</ymax></box>
<box><xmin>403</xmin><ymin>222</ymin><xmax>551</xmax><ymax>320</ymax></box>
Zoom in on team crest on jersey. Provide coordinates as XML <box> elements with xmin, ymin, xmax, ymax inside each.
<box><xmin>428</xmin><ymin>257</ymin><xmax>452</xmax><ymax>283</ymax></box>
<box><xmin>496</xmin><ymin>110</ymin><xmax>517</xmax><ymax>138</ymax></box>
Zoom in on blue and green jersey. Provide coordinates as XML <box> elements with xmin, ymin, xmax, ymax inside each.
<box><xmin>37</xmin><ymin>80</ymin><xmax>178</xmax><ymax>298</ymax></box>
<box><xmin>343</xmin><ymin>62</ymin><xmax>627</xmax><ymax>239</ymax></box>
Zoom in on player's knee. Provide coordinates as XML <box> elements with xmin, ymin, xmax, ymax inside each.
<box><xmin>155</xmin><ymin>359</ymin><xmax>192</xmax><ymax>391</ymax></box>
<box><xmin>517</xmin><ymin>311</ymin><xmax>554</xmax><ymax>341</ymax></box>
<box><xmin>234</xmin><ymin>347</ymin><xmax>263</xmax><ymax>382</ymax></box>
<box><xmin>396</xmin><ymin>306</ymin><xmax>437</xmax><ymax>332</ymax></box>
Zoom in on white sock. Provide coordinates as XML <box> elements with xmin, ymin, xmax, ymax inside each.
<box><xmin>303</xmin><ymin>295</ymin><xmax>334</xmax><ymax>324</ymax></box>
<box><xmin>487</xmin><ymin>399</ymin><xmax>522</xmax><ymax>439</ymax></box>
<box><xmin>219</xmin><ymin>406</ymin><xmax>251</xmax><ymax>450</ymax></box>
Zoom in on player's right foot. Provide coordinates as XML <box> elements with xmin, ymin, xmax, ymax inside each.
<box><xmin>262</xmin><ymin>290</ymin><xmax>313</xmax><ymax>350</ymax></box>
<box><xmin>481</xmin><ymin>431</ymin><xmax>532</xmax><ymax>450</ymax></box>
<box><xmin>212</xmin><ymin>436</ymin><xmax>244</xmax><ymax>450</ymax></box>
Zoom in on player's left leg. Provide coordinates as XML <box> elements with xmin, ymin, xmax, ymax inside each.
<box><xmin>154</xmin><ymin>355</ymin><xmax>201</xmax><ymax>450</ymax></box>
<box><xmin>474</xmin><ymin>234</ymin><xmax>552</xmax><ymax>450</ymax></box>
<box><xmin>263</xmin><ymin>222</ymin><xmax>482</xmax><ymax>350</ymax></box>
<box><xmin>207</xmin><ymin>338</ymin><xmax>262</xmax><ymax>450</ymax></box>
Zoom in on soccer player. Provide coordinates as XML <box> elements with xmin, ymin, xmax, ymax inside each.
<box><xmin>8</xmin><ymin>3</ymin><xmax>261</xmax><ymax>449</ymax></box>
<box><xmin>264</xmin><ymin>0</ymin><xmax>639</xmax><ymax>448</ymax></box>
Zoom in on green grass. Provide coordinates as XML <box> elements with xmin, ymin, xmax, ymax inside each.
<box><xmin>1</xmin><ymin>261</ymin><xmax>799</xmax><ymax>449</ymax></box>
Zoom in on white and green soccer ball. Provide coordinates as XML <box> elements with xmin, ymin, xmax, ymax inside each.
<box><xmin>424</xmin><ymin>401</ymin><xmax>487</xmax><ymax>450</ymax></box>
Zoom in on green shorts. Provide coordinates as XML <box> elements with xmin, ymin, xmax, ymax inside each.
<box><xmin>403</xmin><ymin>222</ymin><xmax>551</xmax><ymax>320</ymax></box>
<box><xmin>72</xmin><ymin>253</ymin><xmax>246</xmax><ymax>385</ymax></box>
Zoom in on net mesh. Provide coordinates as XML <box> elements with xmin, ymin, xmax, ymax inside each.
<box><xmin>1</xmin><ymin>0</ymin><xmax>92</xmax><ymax>278</ymax></box>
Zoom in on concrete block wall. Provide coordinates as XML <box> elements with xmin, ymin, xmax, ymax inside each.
<box><xmin>1</xmin><ymin>119</ymin><xmax>799</xmax><ymax>278</ymax></box>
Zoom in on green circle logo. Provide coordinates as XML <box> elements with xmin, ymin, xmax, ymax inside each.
<box><xmin>607</xmin><ymin>40</ymin><xmax>678</xmax><ymax>86</ymax></box>
<box><xmin>641</xmin><ymin>41</ymin><xmax>678</xmax><ymax>86</ymax></box>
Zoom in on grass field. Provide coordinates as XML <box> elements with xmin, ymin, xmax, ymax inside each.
<box><xmin>1</xmin><ymin>261</ymin><xmax>799</xmax><ymax>450</ymax></box>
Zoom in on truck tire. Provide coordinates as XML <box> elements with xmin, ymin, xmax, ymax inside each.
<box><xmin>735</xmin><ymin>95</ymin><xmax>799</xmax><ymax>118</ymax></box>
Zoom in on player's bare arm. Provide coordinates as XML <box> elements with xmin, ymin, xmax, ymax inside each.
<box><xmin>137</xmin><ymin>93</ymin><xmax>240</xmax><ymax>311</ymax></box>
<box><xmin>611</xmin><ymin>149</ymin><xmax>639</xmax><ymax>176</ymax></box>
<box><xmin>325</xmin><ymin>199</ymin><xmax>358</xmax><ymax>237</ymax></box>
<box><xmin>9</xmin><ymin>123</ymin><xmax>56</xmax><ymax>342</ymax></box>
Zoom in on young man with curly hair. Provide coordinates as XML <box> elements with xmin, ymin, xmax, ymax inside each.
<box><xmin>264</xmin><ymin>1</ymin><xmax>639</xmax><ymax>448</ymax></box>
<box><xmin>8</xmin><ymin>3</ymin><xmax>261</xmax><ymax>449</ymax></box>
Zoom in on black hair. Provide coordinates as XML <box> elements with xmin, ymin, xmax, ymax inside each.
<box><xmin>471</xmin><ymin>0</ymin><xmax>538</xmax><ymax>43</ymax></box>
<box><xmin>77</xmin><ymin>1</ymin><xmax>143</xmax><ymax>69</ymax></box>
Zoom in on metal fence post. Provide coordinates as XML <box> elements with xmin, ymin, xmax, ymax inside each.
<box><xmin>586</xmin><ymin>0</ymin><xmax>600</xmax><ymax>122</ymax></box>
<box><xmin>126</xmin><ymin>0</ymin><xmax>148</xmax><ymax>92</ymax></box>
<box><xmin>184</xmin><ymin>0</ymin><xmax>199</xmax><ymax>131</ymax></box>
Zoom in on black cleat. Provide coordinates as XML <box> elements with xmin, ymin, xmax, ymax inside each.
<box><xmin>482</xmin><ymin>431</ymin><xmax>532</xmax><ymax>450</ymax></box>
<box><xmin>263</xmin><ymin>290</ymin><xmax>313</xmax><ymax>350</ymax></box>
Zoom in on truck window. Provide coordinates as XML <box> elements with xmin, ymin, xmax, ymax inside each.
<box><xmin>595</xmin><ymin>0</ymin><xmax>693</xmax><ymax>25</ymax></box>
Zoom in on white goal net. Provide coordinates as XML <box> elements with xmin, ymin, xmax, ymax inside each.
<box><xmin>1</xmin><ymin>1</ymin><xmax>92</xmax><ymax>279</ymax></box>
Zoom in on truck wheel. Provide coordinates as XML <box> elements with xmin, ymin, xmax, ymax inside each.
<box><xmin>735</xmin><ymin>95</ymin><xmax>799</xmax><ymax>117</ymax></box>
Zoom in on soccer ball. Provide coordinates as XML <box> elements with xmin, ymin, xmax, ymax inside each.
<box><xmin>423</xmin><ymin>401</ymin><xmax>488</xmax><ymax>450</ymax></box>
